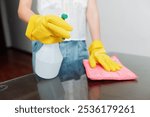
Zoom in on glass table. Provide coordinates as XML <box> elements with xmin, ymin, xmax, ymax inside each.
<box><xmin>0</xmin><ymin>53</ymin><xmax>150</xmax><ymax>100</ymax></box>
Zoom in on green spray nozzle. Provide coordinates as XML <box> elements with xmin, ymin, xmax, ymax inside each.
<box><xmin>61</xmin><ymin>13</ymin><xmax>68</xmax><ymax>40</ymax></box>
<box><xmin>61</xmin><ymin>13</ymin><xmax>68</xmax><ymax>20</ymax></box>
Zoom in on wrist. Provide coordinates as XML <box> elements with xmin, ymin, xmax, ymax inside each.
<box><xmin>90</xmin><ymin>39</ymin><xmax>104</xmax><ymax>49</ymax></box>
<box><xmin>89</xmin><ymin>39</ymin><xmax>106</xmax><ymax>54</ymax></box>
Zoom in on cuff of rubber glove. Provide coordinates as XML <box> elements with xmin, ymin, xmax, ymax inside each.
<box><xmin>88</xmin><ymin>39</ymin><xmax>106</xmax><ymax>53</ymax></box>
<box><xmin>25</xmin><ymin>15</ymin><xmax>39</xmax><ymax>41</ymax></box>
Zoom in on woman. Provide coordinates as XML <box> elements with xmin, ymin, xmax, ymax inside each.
<box><xmin>18</xmin><ymin>0</ymin><xmax>121</xmax><ymax>99</ymax></box>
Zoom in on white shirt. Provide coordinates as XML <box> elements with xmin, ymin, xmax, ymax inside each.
<box><xmin>37</xmin><ymin>0</ymin><xmax>88</xmax><ymax>41</ymax></box>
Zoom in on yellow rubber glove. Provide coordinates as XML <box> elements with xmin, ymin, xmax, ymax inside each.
<box><xmin>25</xmin><ymin>14</ymin><xmax>73</xmax><ymax>44</ymax></box>
<box><xmin>88</xmin><ymin>39</ymin><xmax>122</xmax><ymax>72</ymax></box>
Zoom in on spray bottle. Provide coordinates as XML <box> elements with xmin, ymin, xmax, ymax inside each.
<box><xmin>35</xmin><ymin>14</ymin><xmax>68</xmax><ymax>79</ymax></box>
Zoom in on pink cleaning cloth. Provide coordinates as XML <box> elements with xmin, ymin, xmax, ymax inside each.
<box><xmin>83</xmin><ymin>56</ymin><xmax>137</xmax><ymax>80</ymax></box>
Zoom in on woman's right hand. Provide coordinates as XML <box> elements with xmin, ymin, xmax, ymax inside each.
<box><xmin>25</xmin><ymin>14</ymin><xmax>73</xmax><ymax>44</ymax></box>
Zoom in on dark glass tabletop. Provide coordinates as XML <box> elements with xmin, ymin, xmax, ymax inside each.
<box><xmin>0</xmin><ymin>53</ymin><xmax>150</xmax><ymax>100</ymax></box>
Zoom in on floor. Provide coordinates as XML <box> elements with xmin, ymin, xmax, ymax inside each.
<box><xmin>0</xmin><ymin>48</ymin><xmax>33</xmax><ymax>82</ymax></box>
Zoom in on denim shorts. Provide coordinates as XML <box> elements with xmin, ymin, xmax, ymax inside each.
<box><xmin>32</xmin><ymin>40</ymin><xmax>88</xmax><ymax>82</ymax></box>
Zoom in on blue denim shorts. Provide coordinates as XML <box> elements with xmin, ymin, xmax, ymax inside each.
<box><xmin>32</xmin><ymin>40</ymin><xmax>88</xmax><ymax>82</ymax></box>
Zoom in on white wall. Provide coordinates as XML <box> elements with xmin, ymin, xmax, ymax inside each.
<box><xmin>96</xmin><ymin>0</ymin><xmax>150</xmax><ymax>57</ymax></box>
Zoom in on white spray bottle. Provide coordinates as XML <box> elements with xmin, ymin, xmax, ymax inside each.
<box><xmin>35</xmin><ymin>14</ymin><xmax>68</xmax><ymax>79</ymax></box>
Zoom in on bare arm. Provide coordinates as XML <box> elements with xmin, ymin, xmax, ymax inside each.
<box><xmin>86</xmin><ymin>0</ymin><xmax>101</xmax><ymax>40</ymax></box>
<box><xmin>18</xmin><ymin>0</ymin><xmax>34</xmax><ymax>23</ymax></box>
